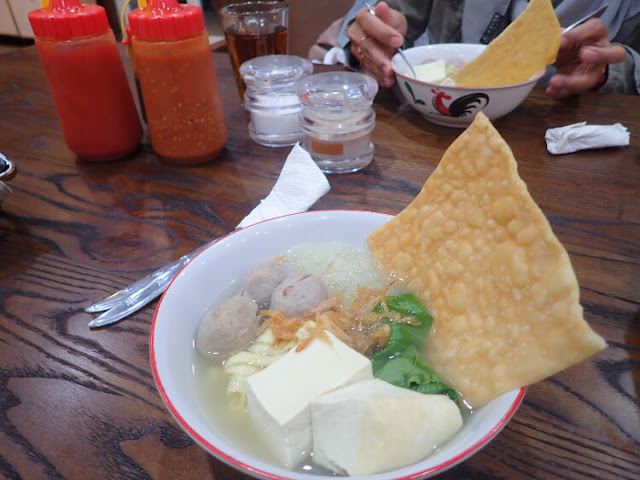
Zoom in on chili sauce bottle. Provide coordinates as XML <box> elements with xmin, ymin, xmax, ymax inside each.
<box><xmin>28</xmin><ymin>0</ymin><xmax>143</xmax><ymax>161</ymax></box>
<box><xmin>127</xmin><ymin>0</ymin><xmax>228</xmax><ymax>165</ymax></box>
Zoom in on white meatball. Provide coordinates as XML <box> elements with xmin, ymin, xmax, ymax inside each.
<box><xmin>241</xmin><ymin>261</ymin><xmax>291</xmax><ymax>308</ymax></box>
<box><xmin>270</xmin><ymin>272</ymin><xmax>330</xmax><ymax>318</ymax></box>
<box><xmin>196</xmin><ymin>295</ymin><xmax>259</xmax><ymax>356</ymax></box>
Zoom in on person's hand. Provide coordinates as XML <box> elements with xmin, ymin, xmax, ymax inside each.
<box><xmin>546</xmin><ymin>18</ymin><xmax>627</xmax><ymax>99</ymax></box>
<box><xmin>346</xmin><ymin>2</ymin><xmax>406</xmax><ymax>87</ymax></box>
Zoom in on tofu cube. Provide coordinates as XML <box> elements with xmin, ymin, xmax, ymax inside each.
<box><xmin>413</xmin><ymin>59</ymin><xmax>447</xmax><ymax>83</ymax></box>
<box><xmin>311</xmin><ymin>378</ymin><xmax>463</xmax><ymax>476</ymax></box>
<box><xmin>245</xmin><ymin>331</ymin><xmax>373</xmax><ymax>468</ymax></box>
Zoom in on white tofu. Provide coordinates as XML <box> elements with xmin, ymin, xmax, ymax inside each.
<box><xmin>412</xmin><ymin>59</ymin><xmax>447</xmax><ymax>83</ymax></box>
<box><xmin>311</xmin><ymin>378</ymin><xmax>463</xmax><ymax>476</ymax></box>
<box><xmin>245</xmin><ymin>331</ymin><xmax>373</xmax><ymax>468</ymax></box>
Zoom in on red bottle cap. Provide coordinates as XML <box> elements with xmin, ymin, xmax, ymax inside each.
<box><xmin>28</xmin><ymin>0</ymin><xmax>110</xmax><ymax>41</ymax></box>
<box><xmin>128</xmin><ymin>0</ymin><xmax>205</xmax><ymax>42</ymax></box>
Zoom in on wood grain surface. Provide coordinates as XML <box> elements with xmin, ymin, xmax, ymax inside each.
<box><xmin>0</xmin><ymin>46</ymin><xmax>638</xmax><ymax>480</ymax></box>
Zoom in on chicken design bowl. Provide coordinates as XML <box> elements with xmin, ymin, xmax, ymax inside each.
<box><xmin>151</xmin><ymin>210</ymin><xmax>525</xmax><ymax>480</ymax></box>
<box><xmin>392</xmin><ymin>44</ymin><xmax>543</xmax><ymax>128</ymax></box>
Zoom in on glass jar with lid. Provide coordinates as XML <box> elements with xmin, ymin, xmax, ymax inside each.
<box><xmin>240</xmin><ymin>55</ymin><xmax>313</xmax><ymax>147</ymax></box>
<box><xmin>297</xmin><ymin>71</ymin><xmax>378</xmax><ymax>173</ymax></box>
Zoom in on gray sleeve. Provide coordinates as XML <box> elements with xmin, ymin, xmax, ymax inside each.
<box><xmin>601</xmin><ymin>45</ymin><xmax>640</xmax><ymax>95</ymax></box>
<box><xmin>386</xmin><ymin>0</ymin><xmax>435</xmax><ymax>46</ymax></box>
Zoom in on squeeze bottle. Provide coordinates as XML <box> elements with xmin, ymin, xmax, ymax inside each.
<box><xmin>127</xmin><ymin>0</ymin><xmax>228</xmax><ymax>165</ymax></box>
<box><xmin>29</xmin><ymin>0</ymin><xmax>143</xmax><ymax>161</ymax></box>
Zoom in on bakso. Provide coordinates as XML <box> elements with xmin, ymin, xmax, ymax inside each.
<box><xmin>241</xmin><ymin>260</ymin><xmax>291</xmax><ymax>307</ymax></box>
<box><xmin>270</xmin><ymin>272</ymin><xmax>330</xmax><ymax>318</ymax></box>
<box><xmin>196</xmin><ymin>295</ymin><xmax>259</xmax><ymax>356</ymax></box>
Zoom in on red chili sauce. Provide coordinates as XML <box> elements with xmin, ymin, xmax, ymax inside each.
<box><xmin>35</xmin><ymin>31</ymin><xmax>142</xmax><ymax>161</ymax></box>
<box><xmin>132</xmin><ymin>31</ymin><xmax>228</xmax><ymax>164</ymax></box>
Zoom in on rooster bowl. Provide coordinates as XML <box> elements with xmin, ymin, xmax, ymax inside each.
<box><xmin>392</xmin><ymin>44</ymin><xmax>544</xmax><ymax>128</ymax></box>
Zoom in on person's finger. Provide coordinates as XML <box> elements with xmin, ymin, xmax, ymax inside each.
<box><xmin>557</xmin><ymin>18</ymin><xmax>609</xmax><ymax>66</ymax></box>
<box><xmin>545</xmin><ymin>66</ymin><xmax>604</xmax><ymax>99</ymax></box>
<box><xmin>378</xmin><ymin>63</ymin><xmax>397</xmax><ymax>88</ymax></box>
<box><xmin>347</xmin><ymin>8</ymin><xmax>399</xmax><ymax>87</ymax></box>
<box><xmin>365</xmin><ymin>38</ymin><xmax>397</xmax><ymax>87</ymax></box>
<box><xmin>347</xmin><ymin>21</ymin><xmax>371</xmax><ymax>60</ymax></box>
<box><xmin>348</xmin><ymin>27</ymin><xmax>381</xmax><ymax>81</ymax></box>
<box><xmin>348</xmin><ymin>22</ymin><xmax>375</xmax><ymax>61</ymax></box>
<box><xmin>371</xmin><ymin>1</ymin><xmax>406</xmax><ymax>46</ymax></box>
<box><xmin>347</xmin><ymin>17</ymin><xmax>368</xmax><ymax>44</ymax></box>
<box><xmin>556</xmin><ymin>34</ymin><xmax>583</xmax><ymax>60</ymax></box>
<box><xmin>580</xmin><ymin>44</ymin><xmax>627</xmax><ymax>66</ymax></box>
<box><xmin>353</xmin><ymin>4</ymin><xmax>404</xmax><ymax>49</ymax></box>
<box><xmin>562</xmin><ymin>18</ymin><xmax>609</xmax><ymax>47</ymax></box>
<box><xmin>350</xmin><ymin>33</ymin><xmax>396</xmax><ymax>87</ymax></box>
<box><xmin>555</xmin><ymin>18</ymin><xmax>618</xmax><ymax>70</ymax></box>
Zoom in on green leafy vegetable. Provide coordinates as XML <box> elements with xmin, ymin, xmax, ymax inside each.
<box><xmin>370</xmin><ymin>293</ymin><xmax>432</xmax><ymax>371</ymax></box>
<box><xmin>369</xmin><ymin>293</ymin><xmax>460</xmax><ymax>408</ymax></box>
<box><xmin>375</xmin><ymin>346</ymin><xmax>461</xmax><ymax>407</ymax></box>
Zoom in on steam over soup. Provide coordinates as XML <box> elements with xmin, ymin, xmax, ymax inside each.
<box><xmin>192</xmin><ymin>242</ymin><xmax>465</xmax><ymax>476</ymax></box>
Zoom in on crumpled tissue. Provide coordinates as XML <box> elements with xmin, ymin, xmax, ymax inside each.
<box><xmin>237</xmin><ymin>143</ymin><xmax>331</xmax><ymax>229</ymax></box>
<box><xmin>545</xmin><ymin>122</ymin><xmax>630</xmax><ymax>155</ymax></box>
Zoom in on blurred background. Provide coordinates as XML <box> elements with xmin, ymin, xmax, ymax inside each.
<box><xmin>0</xmin><ymin>0</ymin><xmax>354</xmax><ymax>58</ymax></box>
<box><xmin>0</xmin><ymin>1</ymin><xmax>221</xmax><ymax>51</ymax></box>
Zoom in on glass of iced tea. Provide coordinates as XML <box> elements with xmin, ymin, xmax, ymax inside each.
<box><xmin>219</xmin><ymin>1</ymin><xmax>289</xmax><ymax>98</ymax></box>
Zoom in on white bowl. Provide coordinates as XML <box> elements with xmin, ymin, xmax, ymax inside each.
<box><xmin>151</xmin><ymin>210</ymin><xmax>525</xmax><ymax>480</ymax></box>
<box><xmin>392</xmin><ymin>44</ymin><xmax>543</xmax><ymax>128</ymax></box>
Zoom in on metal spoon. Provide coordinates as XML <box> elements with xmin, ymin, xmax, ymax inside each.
<box><xmin>362</xmin><ymin>1</ymin><xmax>417</xmax><ymax>78</ymax></box>
<box><xmin>562</xmin><ymin>5</ymin><xmax>607</xmax><ymax>33</ymax></box>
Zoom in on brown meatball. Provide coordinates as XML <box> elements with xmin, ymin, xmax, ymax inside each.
<box><xmin>241</xmin><ymin>261</ymin><xmax>291</xmax><ymax>308</ymax></box>
<box><xmin>270</xmin><ymin>272</ymin><xmax>330</xmax><ymax>318</ymax></box>
<box><xmin>196</xmin><ymin>295</ymin><xmax>259</xmax><ymax>356</ymax></box>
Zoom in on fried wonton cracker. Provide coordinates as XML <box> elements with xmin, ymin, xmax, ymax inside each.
<box><xmin>449</xmin><ymin>0</ymin><xmax>561</xmax><ymax>87</ymax></box>
<box><xmin>367</xmin><ymin>112</ymin><xmax>605</xmax><ymax>407</ymax></box>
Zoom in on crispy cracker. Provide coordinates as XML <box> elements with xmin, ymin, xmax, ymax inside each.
<box><xmin>449</xmin><ymin>0</ymin><xmax>561</xmax><ymax>87</ymax></box>
<box><xmin>367</xmin><ymin>112</ymin><xmax>605</xmax><ymax>406</ymax></box>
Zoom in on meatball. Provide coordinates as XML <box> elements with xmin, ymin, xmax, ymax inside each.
<box><xmin>270</xmin><ymin>272</ymin><xmax>330</xmax><ymax>318</ymax></box>
<box><xmin>196</xmin><ymin>295</ymin><xmax>259</xmax><ymax>356</ymax></box>
<box><xmin>241</xmin><ymin>261</ymin><xmax>291</xmax><ymax>308</ymax></box>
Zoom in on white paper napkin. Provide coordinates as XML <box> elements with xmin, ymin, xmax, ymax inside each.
<box><xmin>320</xmin><ymin>47</ymin><xmax>347</xmax><ymax>65</ymax></box>
<box><xmin>545</xmin><ymin>122</ymin><xmax>630</xmax><ymax>155</ymax></box>
<box><xmin>237</xmin><ymin>143</ymin><xmax>331</xmax><ymax>229</ymax></box>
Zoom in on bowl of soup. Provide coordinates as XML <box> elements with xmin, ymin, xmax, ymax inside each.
<box><xmin>392</xmin><ymin>44</ymin><xmax>544</xmax><ymax>128</ymax></box>
<box><xmin>151</xmin><ymin>210</ymin><xmax>525</xmax><ymax>479</ymax></box>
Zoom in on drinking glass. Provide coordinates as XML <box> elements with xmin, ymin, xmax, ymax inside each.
<box><xmin>218</xmin><ymin>1</ymin><xmax>289</xmax><ymax>98</ymax></box>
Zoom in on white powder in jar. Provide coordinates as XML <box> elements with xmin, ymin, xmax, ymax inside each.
<box><xmin>249</xmin><ymin>93</ymin><xmax>301</xmax><ymax>136</ymax></box>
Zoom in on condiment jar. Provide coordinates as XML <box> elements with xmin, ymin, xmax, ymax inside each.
<box><xmin>28</xmin><ymin>0</ymin><xmax>143</xmax><ymax>161</ymax></box>
<box><xmin>240</xmin><ymin>55</ymin><xmax>313</xmax><ymax>147</ymax></box>
<box><xmin>297</xmin><ymin>72</ymin><xmax>378</xmax><ymax>173</ymax></box>
<box><xmin>127</xmin><ymin>0</ymin><xmax>228</xmax><ymax>165</ymax></box>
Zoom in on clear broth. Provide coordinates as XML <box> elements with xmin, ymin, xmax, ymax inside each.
<box><xmin>191</xmin><ymin>242</ymin><xmax>468</xmax><ymax>475</ymax></box>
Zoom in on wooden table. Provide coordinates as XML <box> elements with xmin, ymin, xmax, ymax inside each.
<box><xmin>0</xmin><ymin>46</ymin><xmax>638</xmax><ymax>480</ymax></box>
